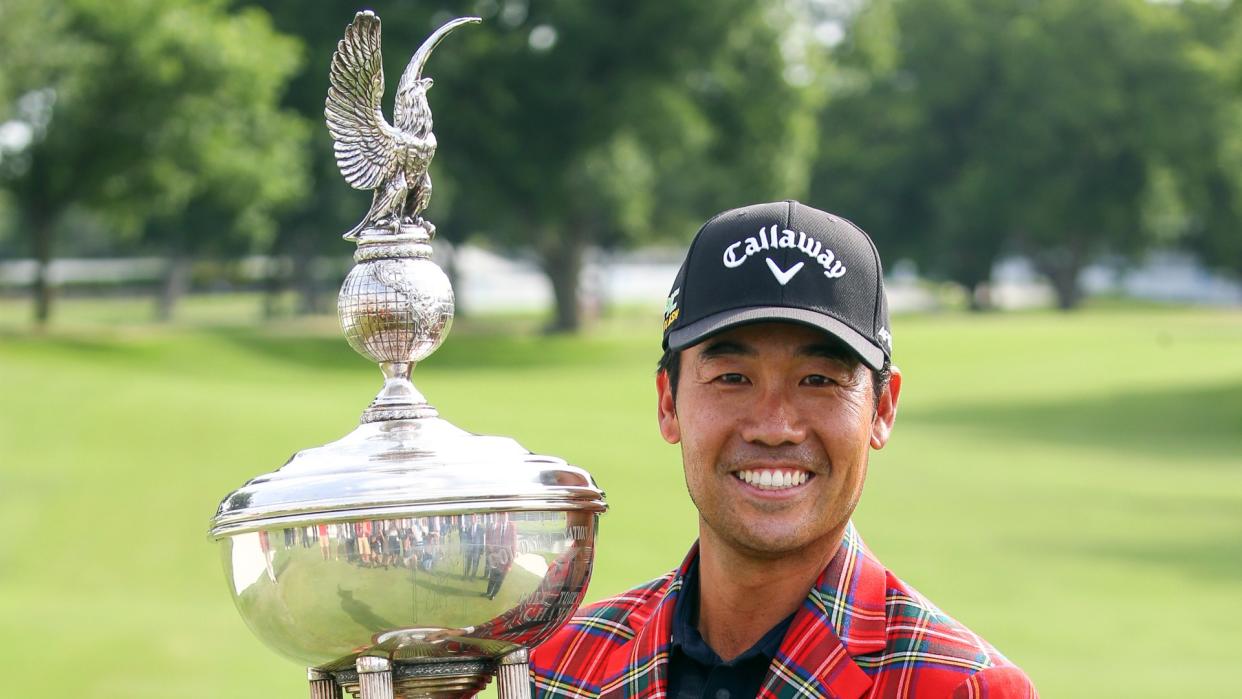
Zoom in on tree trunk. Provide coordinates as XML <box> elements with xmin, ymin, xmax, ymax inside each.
<box><xmin>1036</xmin><ymin>239</ymin><xmax>1087</xmax><ymax>311</ymax></box>
<box><xmin>1047</xmin><ymin>266</ymin><xmax>1083</xmax><ymax>310</ymax></box>
<box><xmin>539</xmin><ymin>233</ymin><xmax>584</xmax><ymax>334</ymax></box>
<box><xmin>968</xmin><ymin>282</ymin><xmax>993</xmax><ymax>312</ymax></box>
<box><xmin>951</xmin><ymin>246</ymin><xmax>996</xmax><ymax>313</ymax></box>
<box><xmin>32</xmin><ymin>214</ymin><xmax>54</xmax><ymax>327</ymax></box>
<box><xmin>293</xmin><ymin>246</ymin><xmax>322</xmax><ymax>315</ymax></box>
<box><xmin>262</xmin><ymin>255</ymin><xmax>287</xmax><ymax>319</ymax></box>
<box><xmin>155</xmin><ymin>254</ymin><xmax>191</xmax><ymax>322</ymax></box>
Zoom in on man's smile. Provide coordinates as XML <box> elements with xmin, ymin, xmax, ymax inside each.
<box><xmin>732</xmin><ymin>467</ymin><xmax>815</xmax><ymax>490</ymax></box>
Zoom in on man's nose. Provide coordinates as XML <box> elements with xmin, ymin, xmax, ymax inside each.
<box><xmin>740</xmin><ymin>386</ymin><xmax>807</xmax><ymax>446</ymax></box>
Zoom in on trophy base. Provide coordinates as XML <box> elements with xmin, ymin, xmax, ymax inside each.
<box><xmin>311</xmin><ymin>651</ymin><xmax>529</xmax><ymax>699</ymax></box>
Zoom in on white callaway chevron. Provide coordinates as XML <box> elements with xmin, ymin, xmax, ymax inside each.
<box><xmin>765</xmin><ymin>258</ymin><xmax>804</xmax><ymax>286</ymax></box>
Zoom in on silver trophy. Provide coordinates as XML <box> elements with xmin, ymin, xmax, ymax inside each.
<box><xmin>209</xmin><ymin>12</ymin><xmax>607</xmax><ymax>699</ymax></box>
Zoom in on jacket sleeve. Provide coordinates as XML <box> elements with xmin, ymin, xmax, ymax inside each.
<box><xmin>951</xmin><ymin>665</ymin><xmax>1038</xmax><ymax>699</ymax></box>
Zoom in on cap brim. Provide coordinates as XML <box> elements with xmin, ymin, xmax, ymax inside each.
<box><xmin>666</xmin><ymin>307</ymin><xmax>887</xmax><ymax>370</ymax></box>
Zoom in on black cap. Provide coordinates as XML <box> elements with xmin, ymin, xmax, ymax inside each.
<box><xmin>661</xmin><ymin>200</ymin><xmax>892</xmax><ymax>369</ymax></box>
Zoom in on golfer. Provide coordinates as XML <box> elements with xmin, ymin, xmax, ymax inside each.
<box><xmin>531</xmin><ymin>201</ymin><xmax>1036</xmax><ymax>698</ymax></box>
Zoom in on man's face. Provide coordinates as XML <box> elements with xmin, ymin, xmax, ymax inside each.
<box><xmin>657</xmin><ymin>322</ymin><xmax>901</xmax><ymax>559</ymax></box>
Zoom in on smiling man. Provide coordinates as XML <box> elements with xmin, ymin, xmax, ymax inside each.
<box><xmin>530</xmin><ymin>201</ymin><xmax>1036</xmax><ymax>699</ymax></box>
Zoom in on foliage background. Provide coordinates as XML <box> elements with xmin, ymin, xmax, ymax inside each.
<box><xmin>4</xmin><ymin>0</ymin><xmax>1242</xmax><ymax>324</ymax></box>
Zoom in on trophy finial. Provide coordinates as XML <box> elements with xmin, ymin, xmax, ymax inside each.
<box><xmin>325</xmin><ymin>13</ymin><xmax>479</xmax><ymax>243</ymax></box>
<box><xmin>327</xmin><ymin>14</ymin><xmax>480</xmax><ymax>422</ymax></box>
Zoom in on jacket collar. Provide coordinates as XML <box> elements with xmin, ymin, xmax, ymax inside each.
<box><xmin>603</xmin><ymin>522</ymin><xmax>887</xmax><ymax>699</ymax></box>
<box><xmin>761</xmin><ymin>522</ymin><xmax>888</xmax><ymax>699</ymax></box>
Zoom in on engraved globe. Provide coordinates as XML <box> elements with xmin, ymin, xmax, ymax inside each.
<box><xmin>340</xmin><ymin>257</ymin><xmax>454</xmax><ymax>365</ymax></box>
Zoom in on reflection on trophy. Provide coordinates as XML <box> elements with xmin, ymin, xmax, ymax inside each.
<box><xmin>209</xmin><ymin>12</ymin><xmax>607</xmax><ymax>699</ymax></box>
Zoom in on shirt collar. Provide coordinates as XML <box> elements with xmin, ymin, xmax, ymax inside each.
<box><xmin>670</xmin><ymin>555</ymin><xmax>793</xmax><ymax>666</ymax></box>
<box><xmin>667</xmin><ymin>521</ymin><xmax>888</xmax><ymax>659</ymax></box>
<box><xmin>607</xmin><ymin>522</ymin><xmax>888</xmax><ymax>699</ymax></box>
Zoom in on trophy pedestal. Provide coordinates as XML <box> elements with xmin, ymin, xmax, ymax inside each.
<box><xmin>309</xmin><ymin>651</ymin><xmax>530</xmax><ymax>699</ymax></box>
<box><xmin>309</xmin><ymin>669</ymin><xmax>343</xmax><ymax>699</ymax></box>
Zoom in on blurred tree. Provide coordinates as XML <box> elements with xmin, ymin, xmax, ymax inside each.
<box><xmin>245</xmin><ymin>0</ymin><xmax>388</xmax><ymax>317</ymax></box>
<box><xmin>1173</xmin><ymin>0</ymin><xmax>1242</xmax><ymax>279</ymax></box>
<box><xmin>814</xmin><ymin>0</ymin><xmax>1230</xmax><ymax>309</ymax></box>
<box><xmin>255</xmin><ymin>1</ymin><xmax>823</xmax><ymax>330</ymax></box>
<box><xmin>435</xmin><ymin>1</ymin><xmax>824</xmax><ymax>330</ymax></box>
<box><xmin>139</xmin><ymin>2</ymin><xmax>310</xmax><ymax>321</ymax></box>
<box><xmin>0</xmin><ymin>0</ymin><xmax>94</xmax><ymax>310</ymax></box>
<box><xmin>0</xmin><ymin>1</ymin><xmax>87</xmax><ymax>130</ymax></box>
<box><xmin>0</xmin><ymin>0</ymin><xmax>308</xmax><ymax>324</ymax></box>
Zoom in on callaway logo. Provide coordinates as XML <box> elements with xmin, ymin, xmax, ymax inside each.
<box><xmin>765</xmin><ymin>258</ymin><xmax>803</xmax><ymax>285</ymax></box>
<box><xmin>722</xmin><ymin>225</ymin><xmax>847</xmax><ymax>285</ymax></box>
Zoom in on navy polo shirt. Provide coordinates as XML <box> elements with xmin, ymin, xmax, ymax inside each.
<box><xmin>667</xmin><ymin>558</ymin><xmax>794</xmax><ymax>699</ymax></box>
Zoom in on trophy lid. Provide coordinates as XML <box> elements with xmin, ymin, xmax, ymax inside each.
<box><xmin>209</xmin><ymin>414</ymin><xmax>605</xmax><ymax>539</ymax></box>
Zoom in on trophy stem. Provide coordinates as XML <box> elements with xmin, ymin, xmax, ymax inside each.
<box><xmin>357</xmin><ymin>657</ymin><xmax>394</xmax><ymax>699</ymax></box>
<box><xmin>496</xmin><ymin>649</ymin><xmax>532</xmax><ymax>699</ymax></box>
<box><xmin>361</xmin><ymin>361</ymin><xmax>437</xmax><ymax>423</ymax></box>
<box><xmin>309</xmin><ymin>668</ymin><xmax>343</xmax><ymax>699</ymax></box>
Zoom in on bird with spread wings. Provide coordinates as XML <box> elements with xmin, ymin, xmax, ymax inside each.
<box><xmin>325</xmin><ymin>12</ymin><xmax>479</xmax><ymax>241</ymax></box>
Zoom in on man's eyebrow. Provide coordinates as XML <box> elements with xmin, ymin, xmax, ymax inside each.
<box><xmin>800</xmin><ymin>342</ymin><xmax>858</xmax><ymax>365</ymax></box>
<box><xmin>698</xmin><ymin>339</ymin><xmax>754</xmax><ymax>359</ymax></box>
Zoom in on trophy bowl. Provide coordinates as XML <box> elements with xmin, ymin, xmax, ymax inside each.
<box><xmin>216</xmin><ymin>510</ymin><xmax>597</xmax><ymax>667</ymax></box>
<box><xmin>211</xmin><ymin>417</ymin><xmax>606</xmax><ymax>697</ymax></box>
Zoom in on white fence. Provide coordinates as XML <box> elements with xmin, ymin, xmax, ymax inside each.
<box><xmin>1</xmin><ymin>247</ymin><xmax>1237</xmax><ymax>311</ymax></box>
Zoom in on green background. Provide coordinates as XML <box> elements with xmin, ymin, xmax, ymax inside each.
<box><xmin>1</xmin><ymin>301</ymin><xmax>1239</xmax><ymax>697</ymax></box>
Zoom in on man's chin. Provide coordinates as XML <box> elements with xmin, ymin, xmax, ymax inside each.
<box><xmin>716</xmin><ymin>526</ymin><xmax>829</xmax><ymax>560</ymax></box>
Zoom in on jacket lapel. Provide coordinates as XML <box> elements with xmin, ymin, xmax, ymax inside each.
<box><xmin>601</xmin><ymin>526</ymin><xmax>887</xmax><ymax>699</ymax></box>
<box><xmin>599</xmin><ymin>546</ymin><xmax>696</xmax><ymax>699</ymax></box>
<box><xmin>760</xmin><ymin>523</ymin><xmax>888</xmax><ymax>699</ymax></box>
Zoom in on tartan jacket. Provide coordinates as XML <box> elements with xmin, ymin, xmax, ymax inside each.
<box><xmin>530</xmin><ymin>523</ymin><xmax>1036</xmax><ymax>699</ymax></box>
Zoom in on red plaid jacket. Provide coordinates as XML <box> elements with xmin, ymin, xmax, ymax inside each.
<box><xmin>530</xmin><ymin>523</ymin><xmax>1036</xmax><ymax>699</ymax></box>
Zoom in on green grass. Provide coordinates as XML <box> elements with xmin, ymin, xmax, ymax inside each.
<box><xmin>1</xmin><ymin>300</ymin><xmax>1240</xmax><ymax>697</ymax></box>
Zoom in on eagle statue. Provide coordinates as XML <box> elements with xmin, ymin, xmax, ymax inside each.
<box><xmin>325</xmin><ymin>12</ymin><xmax>479</xmax><ymax>241</ymax></box>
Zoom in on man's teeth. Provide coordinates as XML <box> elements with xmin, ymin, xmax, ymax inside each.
<box><xmin>734</xmin><ymin>469</ymin><xmax>810</xmax><ymax>490</ymax></box>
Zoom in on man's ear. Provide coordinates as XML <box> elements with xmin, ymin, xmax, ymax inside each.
<box><xmin>870</xmin><ymin>365</ymin><xmax>901</xmax><ymax>450</ymax></box>
<box><xmin>656</xmin><ymin>369</ymin><xmax>680</xmax><ymax>444</ymax></box>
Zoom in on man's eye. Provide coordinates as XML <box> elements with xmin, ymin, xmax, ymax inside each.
<box><xmin>801</xmin><ymin>374</ymin><xmax>836</xmax><ymax>387</ymax></box>
<box><xmin>716</xmin><ymin>373</ymin><xmax>749</xmax><ymax>385</ymax></box>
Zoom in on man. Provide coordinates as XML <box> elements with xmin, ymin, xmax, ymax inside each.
<box><xmin>530</xmin><ymin>201</ymin><xmax>1036</xmax><ymax>698</ymax></box>
<box><xmin>484</xmin><ymin>513</ymin><xmax>517</xmax><ymax>600</ymax></box>
<box><xmin>462</xmin><ymin>513</ymin><xmax>485</xmax><ymax>578</ymax></box>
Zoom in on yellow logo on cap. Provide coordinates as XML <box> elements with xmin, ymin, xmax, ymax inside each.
<box><xmin>663</xmin><ymin>288</ymin><xmax>680</xmax><ymax>331</ymax></box>
<box><xmin>663</xmin><ymin>309</ymin><xmax>680</xmax><ymax>331</ymax></box>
